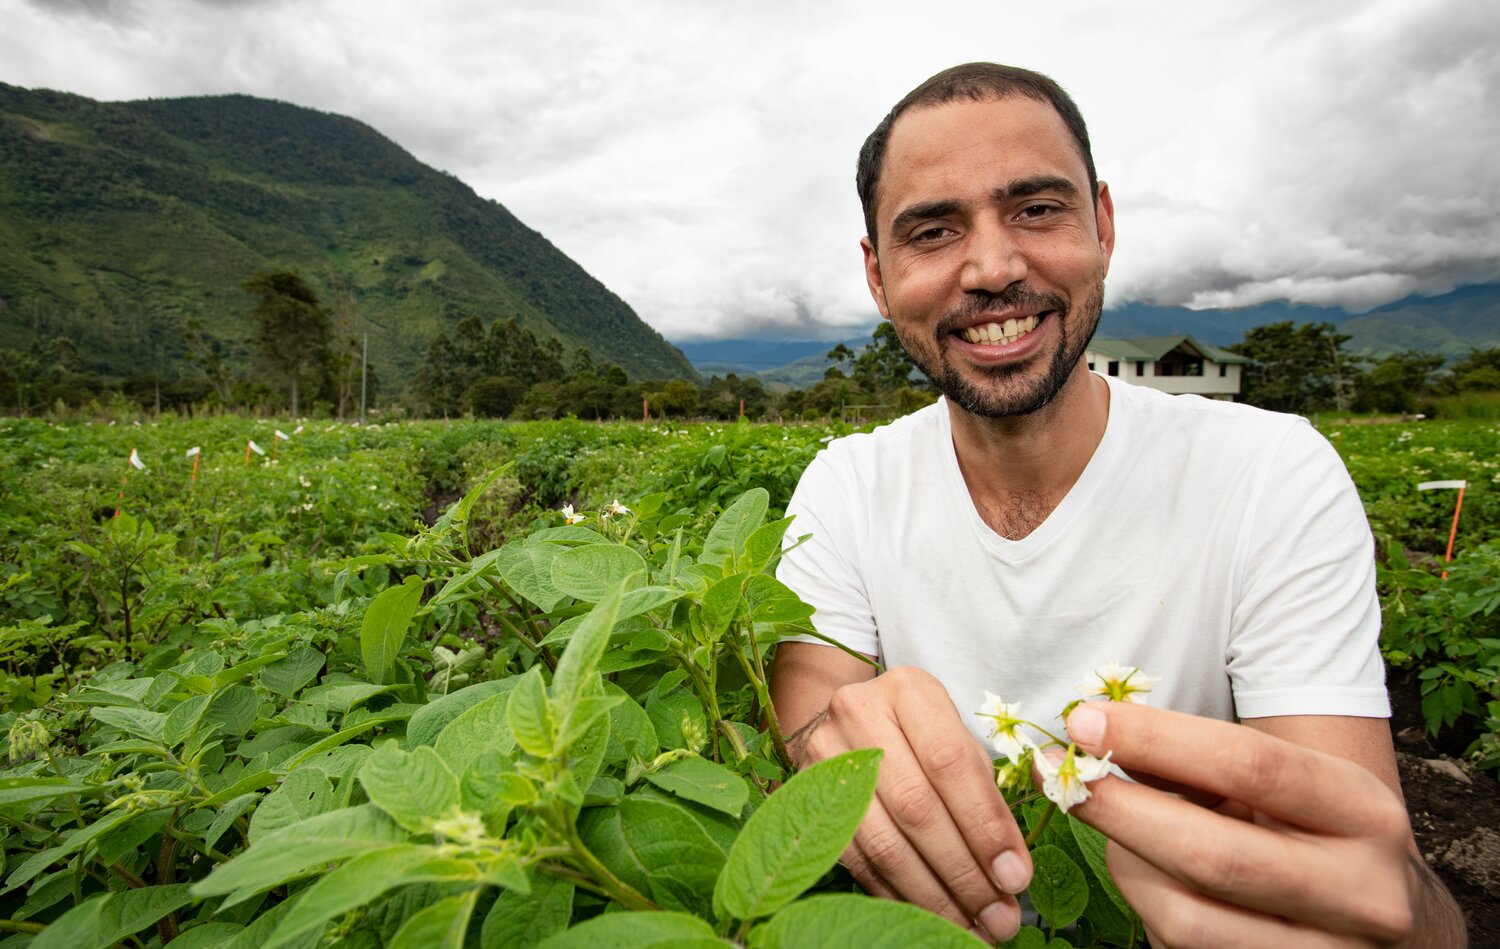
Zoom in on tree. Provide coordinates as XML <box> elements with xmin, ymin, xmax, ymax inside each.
<box><xmin>853</xmin><ymin>322</ymin><xmax>923</xmax><ymax>391</ymax></box>
<box><xmin>1227</xmin><ymin>321</ymin><xmax>1353</xmax><ymax>414</ymax></box>
<box><xmin>180</xmin><ymin>319</ymin><xmax>235</xmax><ymax>404</ymax></box>
<box><xmin>1449</xmin><ymin>347</ymin><xmax>1500</xmax><ymax>392</ymax></box>
<box><xmin>1353</xmin><ymin>351</ymin><xmax>1442</xmax><ymax>414</ymax></box>
<box><xmin>243</xmin><ymin>271</ymin><xmax>332</xmax><ymax>416</ymax></box>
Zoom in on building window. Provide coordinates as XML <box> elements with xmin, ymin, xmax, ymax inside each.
<box><xmin>1088</xmin><ymin>361</ymin><xmax>1095</xmax><ymax>370</ymax></box>
<box><xmin>1136</xmin><ymin>362</ymin><xmax>1144</xmax><ymax>376</ymax></box>
<box><xmin>1219</xmin><ymin>364</ymin><xmax>1228</xmax><ymax>377</ymax></box>
<box><xmin>1107</xmin><ymin>361</ymin><xmax>1119</xmax><ymax>376</ymax></box>
<box><xmin>1159</xmin><ymin>362</ymin><xmax>1174</xmax><ymax>376</ymax></box>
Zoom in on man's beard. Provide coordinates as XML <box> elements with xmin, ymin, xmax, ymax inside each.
<box><xmin>893</xmin><ymin>282</ymin><xmax>1105</xmax><ymax>419</ymax></box>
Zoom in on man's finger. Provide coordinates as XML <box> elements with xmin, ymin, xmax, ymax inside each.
<box><xmin>1106</xmin><ymin>843</ymin><xmax>1372</xmax><ymax>949</ymax></box>
<box><xmin>844</xmin><ymin>796</ymin><xmax>974</xmax><ymax>929</ymax></box>
<box><xmin>821</xmin><ymin>677</ymin><xmax>1014</xmax><ymax>923</ymax></box>
<box><xmin>891</xmin><ymin>677</ymin><xmax>1033</xmax><ymax>894</ymax></box>
<box><xmin>1064</xmin><ymin>702</ymin><xmax>1398</xmax><ymax>836</ymax></box>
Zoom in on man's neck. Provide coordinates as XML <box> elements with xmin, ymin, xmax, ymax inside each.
<box><xmin>947</xmin><ymin>365</ymin><xmax>1111</xmax><ymax>540</ymax></box>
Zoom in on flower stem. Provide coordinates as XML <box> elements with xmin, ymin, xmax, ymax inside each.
<box><xmin>1025</xmin><ymin>801</ymin><xmax>1057</xmax><ymax>848</ymax></box>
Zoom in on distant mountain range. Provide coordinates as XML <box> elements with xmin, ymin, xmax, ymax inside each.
<box><xmin>680</xmin><ymin>283</ymin><xmax>1500</xmax><ymax>382</ymax></box>
<box><xmin>0</xmin><ymin>84</ymin><xmax>696</xmax><ymax>384</ymax></box>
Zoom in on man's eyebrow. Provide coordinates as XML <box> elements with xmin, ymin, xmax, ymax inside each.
<box><xmin>999</xmin><ymin>176</ymin><xmax>1079</xmax><ymax>200</ymax></box>
<box><xmin>888</xmin><ymin>200</ymin><xmax>962</xmax><ymax>239</ymax></box>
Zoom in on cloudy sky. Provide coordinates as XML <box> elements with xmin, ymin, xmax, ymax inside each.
<box><xmin>5</xmin><ymin>0</ymin><xmax>1499</xmax><ymax>342</ymax></box>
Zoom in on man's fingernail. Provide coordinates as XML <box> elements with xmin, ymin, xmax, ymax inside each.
<box><xmin>1067</xmin><ymin>703</ymin><xmax>1106</xmax><ymax>748</ymax></box>
<box><xmin>979</xmin><ymin>901</ymin><xmax>1019</xmax><ymax>940</ymax></box>
<box><xmin>991</xmin><ymin>850</ymin><xmax>1030</xmax><ymax>894</ymax></box>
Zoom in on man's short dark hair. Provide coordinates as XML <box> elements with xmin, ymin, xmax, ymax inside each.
<box><xmin>856</xmin><ymin>63</ymin><xmax>1098</xmax><ymax>248</ymax></box>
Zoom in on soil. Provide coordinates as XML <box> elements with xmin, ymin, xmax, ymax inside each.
<box><xmin>1389</xmin><ymin>668</ymin><xmax>1500</xmax><ymax>947</ymax></box>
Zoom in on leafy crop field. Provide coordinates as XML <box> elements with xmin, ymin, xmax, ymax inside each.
<box><xmin>0</xmin><ymin>415</ymin><xmax>1494</xmax><ymax>947</ymax></box>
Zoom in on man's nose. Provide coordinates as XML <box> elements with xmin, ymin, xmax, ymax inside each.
<box><xmin>959</xmin><ymin>218</ymin><xmax>1028</xmax><ymax>294</ymax></box>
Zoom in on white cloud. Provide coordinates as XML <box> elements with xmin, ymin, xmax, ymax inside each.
<box><xmin>4</xmin><ymin>0</ymin><xmax>1497</xmax><ymax>338</ymax></box>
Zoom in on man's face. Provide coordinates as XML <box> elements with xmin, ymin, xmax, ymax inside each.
<box><xmin>861</xmin><ymin>95</ymin><xmax>1115</xmax><ymax>418</ymax></box>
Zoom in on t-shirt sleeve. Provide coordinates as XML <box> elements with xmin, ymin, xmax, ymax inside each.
<box><xmin>1227</xmin><ymin>420</ymin><xmax>1389</xmax><ymax>719</ymax></box>
<box><xmin>775</xmin><ymin>449</ymin><xmax>881</xmax><ymax>659</ymax></box>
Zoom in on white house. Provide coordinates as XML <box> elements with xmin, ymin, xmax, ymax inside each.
<box><xmin>1085</xmin><ymin>335</ymin><xmax>1250</xmax><ymax>400</ymax></box>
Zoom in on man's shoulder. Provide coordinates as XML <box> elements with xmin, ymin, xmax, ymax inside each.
<box><xmin>815</xmin><ymin>399</ymin><xmax>947</xmax><ymax>465</ymax></box>
<box><xmin>1108</xmin><ymin>376</ymin><xmax>1310</xmax><ymax>444</ymax></box>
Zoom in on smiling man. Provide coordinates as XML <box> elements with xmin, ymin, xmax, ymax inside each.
<box><xmin>771</xmin><ymin>64</ymin><xmax>1464</xmax><ymax>946</ymax></box>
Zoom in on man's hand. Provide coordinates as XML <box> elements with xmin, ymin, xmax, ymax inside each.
<box><xmin>1057</xmin><ymin>701</ymin><xmax>1464</xmax><ymax>947</ymax></box>
<box><xmin>790</xmin><ymin>666</ymin><xmax>1033</xmax><ymax>941</ymax></box>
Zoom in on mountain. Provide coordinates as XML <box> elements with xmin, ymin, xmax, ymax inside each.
<box><xmin>1097</xmin><ymin>284</ymin><xmax>1500</xmax><ymax>359</ymax></box>
<box><xmin>0</xmin><ymin>84</ymin><xmax>696</xmax><ymax>384</ymax></box>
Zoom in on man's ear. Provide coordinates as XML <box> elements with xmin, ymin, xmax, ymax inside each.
<box><xmin>1095</xmin><ymin>182</ymin><xmax>1116</xmax><ymax>277</ymax></box>
<box><xmin>860</xmin><ymin>236</ymin><xmax>891</xmax><ymax>320</ymax></box>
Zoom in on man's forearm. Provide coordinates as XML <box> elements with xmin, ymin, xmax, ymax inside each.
<box><xmin>1403</xmin><ymin>853</ymin><xmax>1467</xmax><ymax>948</ymax></box>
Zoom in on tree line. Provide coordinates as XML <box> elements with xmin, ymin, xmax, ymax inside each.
<box><xmin>3</xmin><ymin>272</ymin><xmax>1497</xmax><ymax>421</ymax></box>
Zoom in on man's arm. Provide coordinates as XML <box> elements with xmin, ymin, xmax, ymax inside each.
<box><xmin>1057</xmin><ymin>703</ymin><xmax>1466</xmax><ymax>947</ymax></box>
<box><xmin>771</xmin><ymin>643</ymin><xmax>1032</xmax><ymax>941</ymax></box>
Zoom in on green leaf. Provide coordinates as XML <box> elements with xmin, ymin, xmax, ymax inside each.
<box><xmin>407</xmin><ymin>678</ymin><xmax>518</xmax><ymax>748</ymax></box>
<box><xmin>558</xmin><ymin>694</ymin><xmax>626</xmax><ymax>749</ymax></box>
<box><xmin>31</xmin><ymin>883</ymin><xmax>195</xmax><ymax>949</ymax></box>
<box><xmin>1028</xmin><ymin>845</ymin><xmax>1089</xmax><ymax>930</ymax></box>
<box><xmin>580</xmin><ymin>797</ymin><xmax>726</xmax><ymax>917</ymax></box>
<box><xmin>647</xmin><ymin>689</ymin><xmax>708</xmax><ymax>753</ymax></box>
<box><xmin>459</xmin><ymin>750</ymin><xmax>527</xmax><ymax>822</ymax></box>
<box><xmin>360</xmin><ymin>575</ymin><xmax>426</xmax><ymax>684</ymax></box>
<box><xmin>95</xmin><ymin>807</ymin><xmax>173</xmax><ymax>864</ymax></box>
<box><xmin>389</xmin><ymin>888</ymin><xmax>480</xmax><ymax>949</ymax></box>
<box><xmin>4</xmin><ymin>808</ymin><xmax>136</xmax><ymax>894</ymax></box>
<box><xmin>1067</xmin><ymin>815</ymin><xmax>1138</xmax><ymax>922</ymax></box>
<box><xmin>191</xmin><ymin>805</ymin><xmax>407</xmax><ymax>898</ymax></box>
<box><xmin>698</xmin><ymin>574</ymin><xmax>743</xmax><ymax>643</ymax></box>
<box><xmin>299</xmin><ymin>680</ymin><xmax>392</xmax><ymax>712</ymax></box>
<box><xmin>700</xmin><ymin>488</ymin><xmax>769</xmax><ymax>569</ymax></box>
<box><xmin>162</xmin><ymin>694</ymin><xmax>212</xmax><ymax>747</ymax></box>
<box><xmin>435</xmin><ymin>692</ymin><xmax>515</xmax><ymax>776</ymax></box>
<box><xmin>743</xmin><ymin>574</ymin><xmax>815</xmax><ymax>626</ymax></box>
<box><xmin>212</xmin><ymin>651</ymin><xmax>290</xmax><ymax>691</ymax></box>
<box><xmin>618</xmin><ymin>585</ymin><xmax>686</xmax><ymax>620</ymax></box>
<box><xmin>359</xmin><ymin>743</ymin><xmax>461</xmax><ymax>833</ymax></box>
<box><xmin>739</xmin><ymin>516</ymin><xmax>796</xmax><ymax>574</ymax></box>
<box><xmin>506</xmin><ymin>666</ymin><xmax>555</xmax><ymax>757</ymax></box>
<box><xmin>605</xmin><ymin>688</ymin><xmax>657</xmax><ymax>764</ymax></box>
<box><xmin>749</xmin><ymin>893</ymin><xmax>983</xmax><ymax>948</ymax></box>
<box><xmin>997</xmin><ymin>926</ymin><xmax>1050</xmax><ymax>949</ymax></box>
<box><xmin>204</xmin><ymin>684</ymin><xmax>259</xmax><ymax>738</ymax></box>
<box><xmin>536</xmin><ymin>910</ymin><xmax>724</xmax><ymax>948</ymax></box>
<box><xmin>90</xmin><ymin>705</ymin><xmax>166</xmax><ymax>742</ymax></box>
<box><xmin>496</xmin><ymin>542</ymin><xmax>566</xmax><ymax>611</ymax></box>
<box><xmin>551</xmin><ymin>545</ymin><xmax>647</xmax><ymax>603</ymax></box>
<box><xmin>713</xmin><ymin>748</ymin><xmax>882</xmax><ymax>921</ymax></box>
<box><xmin>205</xmin><ymin>793</ymin><xmax>257</xmax><ymax>853</ymax></box>
<box><xmin>249</xmin><ymin>769</ymin><xmax>334</xmax><ymax>843</ymax></box>
<box><xmin>0</xmin><ymin>777</ymin><xmax>94</xmax><ymax>809</ymax></box>
<box><xmin>645</xmin><ymin>755</ymin><xmax>749</xmax><ymax>817</ymax></box>
<box><xmin>264</xmin><ymin>845</ymin><xmax>479</xmax><ymax>948</ymax></box>
<box><xmin>551</xmin><ymin>582</ymin><xmax>627</xmax><ymax>709</ymax></box>
<box><xmin>482</xmin><ymin>874</ymin><xmax>573</xmax><ymax>948</ymax></box>
<box><xmin>260</xmin><ymin>645</ymin><xmax>326</xmax><ymax>698</ymax></box>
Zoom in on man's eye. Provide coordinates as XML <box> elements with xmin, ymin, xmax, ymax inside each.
<box><xmin>1020</xmin><ymin>204</ymin><xmax>1056</xmax><ymax>219</ymax></box>
<box><xmin>912</xmin><ymin>226</ymin><xmax>951</xmax><ymax>242</ymax></box>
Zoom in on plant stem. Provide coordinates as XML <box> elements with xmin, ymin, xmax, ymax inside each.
<box><xmin>730</xmin><ymin>632</ymin><xmax>793</xmax><ymax>771</ymax></box>
<box><xmin>562</xmin><ymin>825</ymin><xmax>660</xmax><ymax>912</ymax></box>
<box><xmin>0</xmin><ymin>920</ymin><xmax>44</xmax><ymax>934</ymax></box>
<box><xmin>1025</xmin><ymin>802</ymin><xmax>1057</xmax><ymax>847</ymax></box>
<box><xmin>715</xmin><ymin>720</ymin><xmax>750</xmax><ymax>762</ymax></box>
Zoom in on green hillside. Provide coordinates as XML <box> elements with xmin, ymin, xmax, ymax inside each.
<box><xmin>0</xmin><ymin>84</ymin><xmax>696</xmax><ymax>385</ymax></box>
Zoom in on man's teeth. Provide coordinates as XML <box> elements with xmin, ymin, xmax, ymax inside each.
<box><xmin>962</xmin><ymin>315</ymin><xmax>1038</xmax><ymax>345</ymax></box>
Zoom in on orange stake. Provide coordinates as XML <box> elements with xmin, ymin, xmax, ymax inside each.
<box><xmin>1442</xmin><ymin>485</ymin><xmax>1466</xmax><ymax>579</ymax></box>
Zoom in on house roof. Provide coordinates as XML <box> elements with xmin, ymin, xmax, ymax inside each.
<box><xmin>1087</xmin><ymin>335</ymin><xmax>1252</xmax><ymax>365</ymax></box>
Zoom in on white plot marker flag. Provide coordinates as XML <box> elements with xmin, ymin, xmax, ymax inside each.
<box><xmin>128</xmin><ymin>448</ymin><xmax>146</xmax><ymax>471</ymax></box>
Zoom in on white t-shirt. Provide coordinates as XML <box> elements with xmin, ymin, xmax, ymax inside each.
<box><xmin>777</xmin><ymin>374</ymin><xmax>1388</xmax><ymax>743</ymax></box>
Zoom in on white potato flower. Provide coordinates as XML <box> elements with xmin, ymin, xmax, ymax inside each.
<box><xmin>977</xmin><ymin>692</ymin><xmax>1032</xmax><ymax>762</ymax></box>
<box><xmin>1076</xmin><ymin>659</ymin><xmax>1159</xmax><ymax>704</ymax></box>
<box><xmin>1035</xmin><ymin>746</ymin><xmax>1113</xmax><ymax>813</ymax></box>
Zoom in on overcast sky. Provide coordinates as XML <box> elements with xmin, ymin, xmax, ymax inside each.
<box><xmin>5</xmin><ymin>0</ymin><xmax>1498</xmax><ymax>341</ymax></box>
